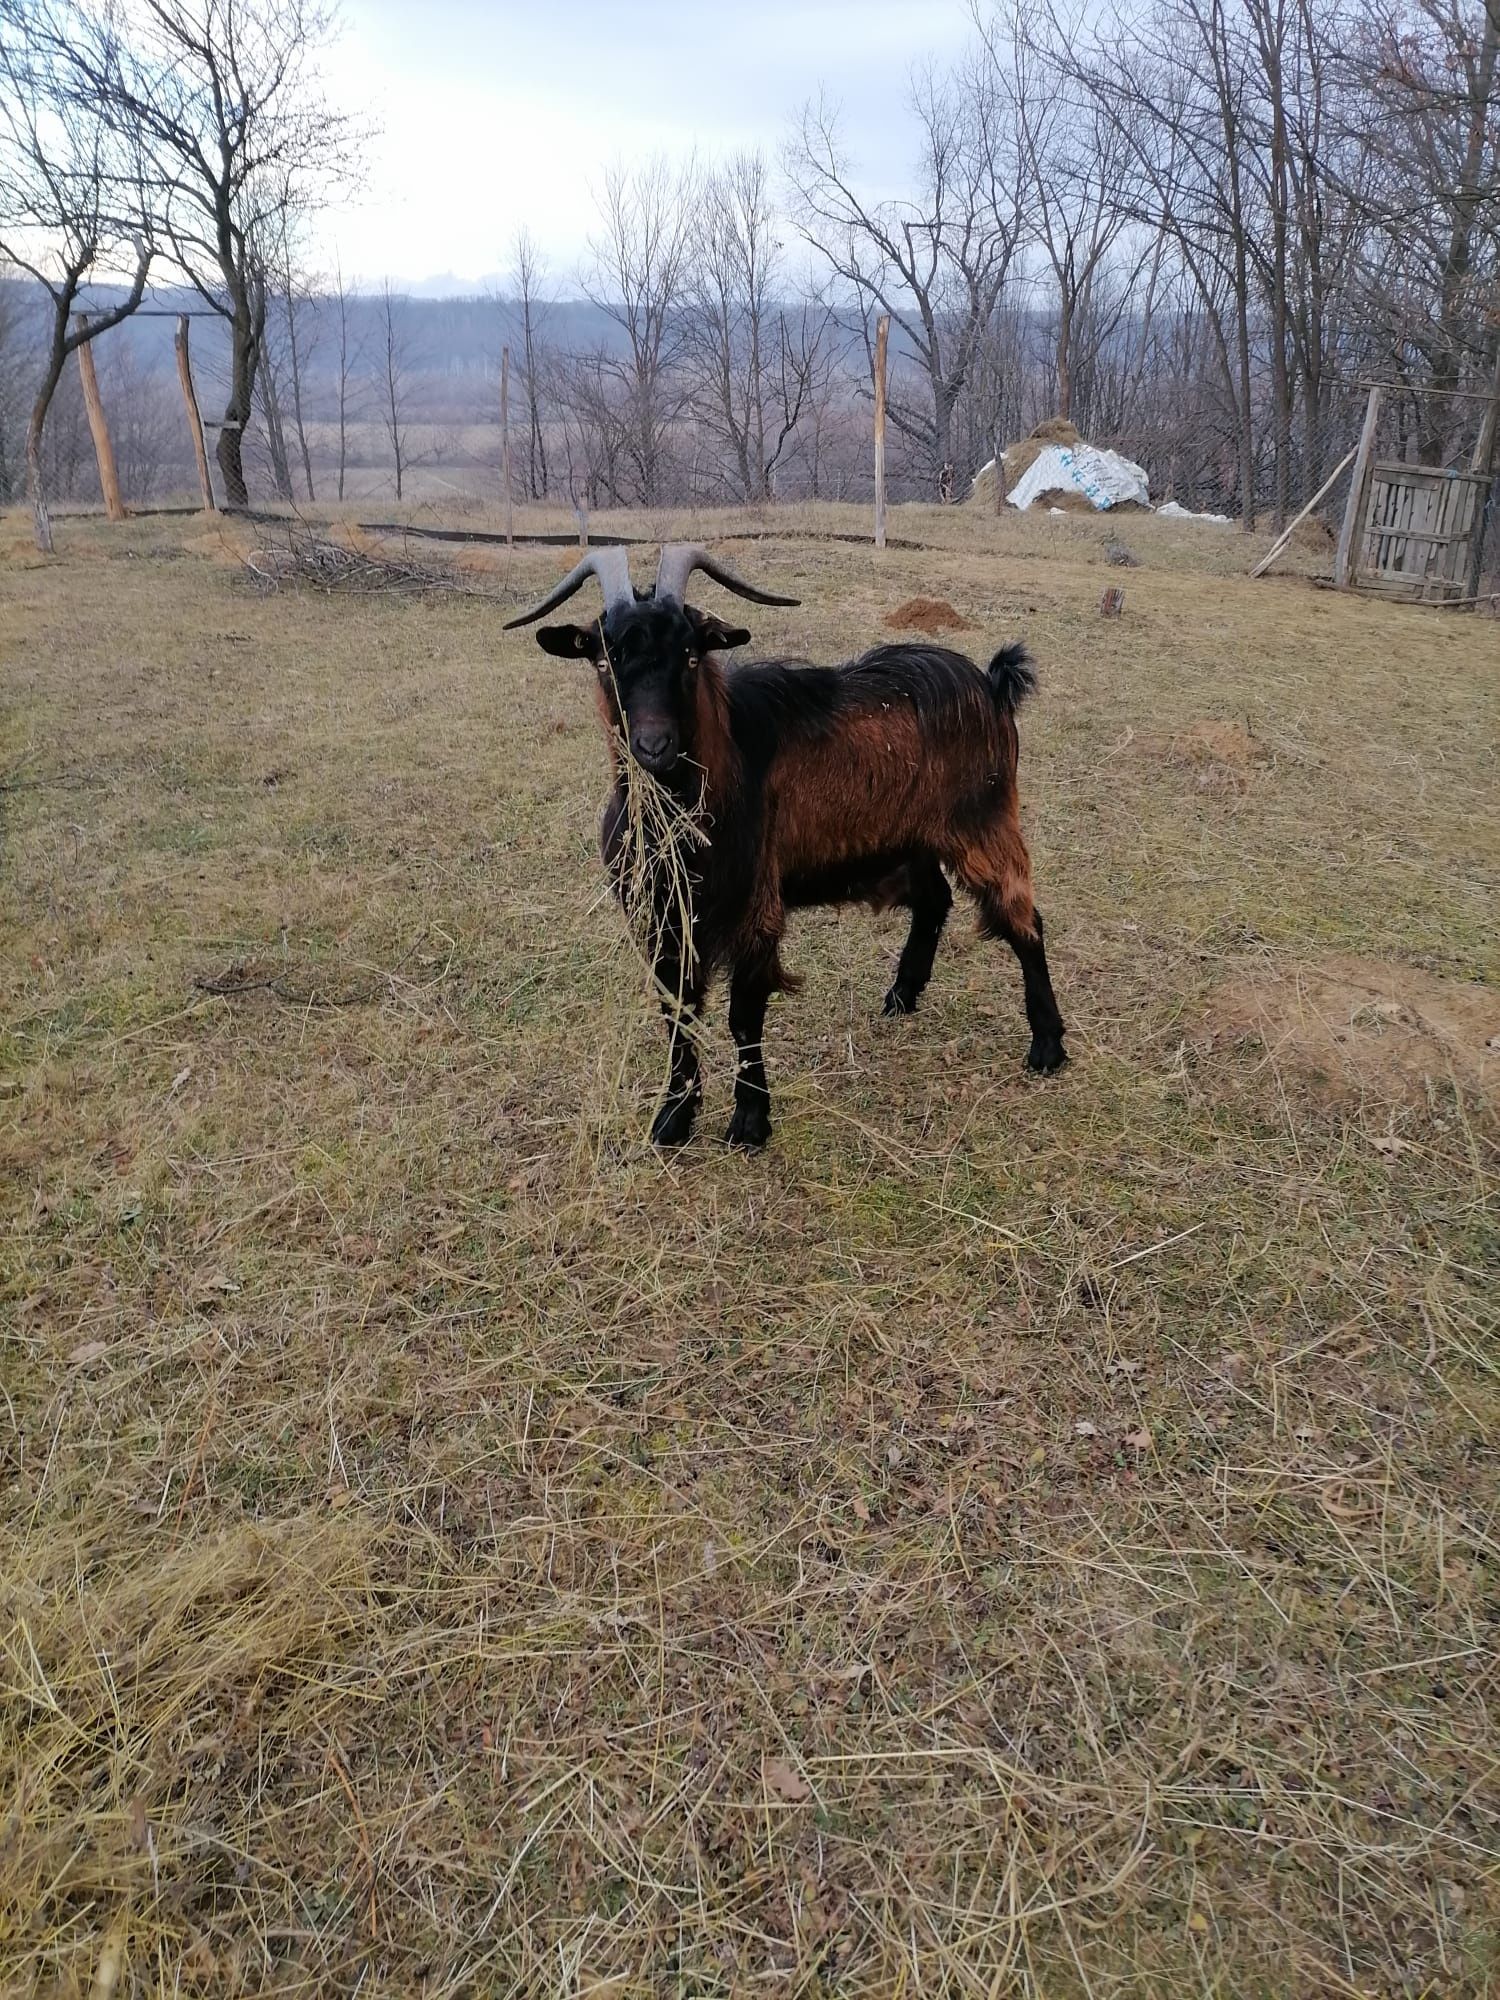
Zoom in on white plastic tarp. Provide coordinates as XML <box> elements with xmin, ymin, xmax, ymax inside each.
<box><xmin>1008</xmin><ymin>443</ymin><xmax>1150</xmax><ymax>512</ymax></box>
<box><xmin>1155</xmin><ymin>499</ymin><xmax>1234</xmax><ymax>527</ymax></box>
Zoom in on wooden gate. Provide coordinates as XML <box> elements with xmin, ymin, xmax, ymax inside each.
<box><xmin>1354</xmin><ymin>462</ymin><xmax>1487</xmax><ymax>602</ymax></box>
<box><xmin>1334</xmin><ymin>385</ymin><xmax>1499</xmax><ymax>604</ymax></box>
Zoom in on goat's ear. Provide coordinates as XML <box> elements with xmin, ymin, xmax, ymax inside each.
<box><xmin>689</xmin><ymin>609</ymin><xmax>752</xmax><ymax>654</ymax></box>
<box><xmin>535</xmin><ymin>622</ymin><xmax>601</xmax><ymax>661</ymax></box>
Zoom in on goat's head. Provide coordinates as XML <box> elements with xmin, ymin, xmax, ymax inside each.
<box><xmin>505</xmin><ymin>545</ymin><xmax>798</xmax><ymax>779</ymax></box>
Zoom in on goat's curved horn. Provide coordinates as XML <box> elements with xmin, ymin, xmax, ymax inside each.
<box><xmin>503</xmin><ymin>546</ymin><xmax>636</xmax><ymax>628</ymax></box>
<box><xmin>654</xmin><ymin>544</ymin><xmax>800</xmax><ymax>609</ymax></box>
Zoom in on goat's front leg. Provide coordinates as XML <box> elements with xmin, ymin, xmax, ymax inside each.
<box><xmin>725</xmin><ymin>951</ymin><xmax>777</xmax><ymax>1151</ymax></box>
<box><xmin>650</xmin><ymin>951</ymin><xmax>705</xmax><ymax>1147</ymax></box>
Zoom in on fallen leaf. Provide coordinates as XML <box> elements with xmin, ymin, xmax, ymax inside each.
<box><xmin>127</xmin><ymin>1796</ymin><xmax>150</xmax><ymax>1849</ymax></box>
<box><xmin>764</xmin><ymin>1758</ymin><xmax>812</xmax><ymax>1803</ymax></box>
<box><xmin>851</xmin><ymin>1496</ymin><xmax>871</xmax><ymax>1523</ymax></box>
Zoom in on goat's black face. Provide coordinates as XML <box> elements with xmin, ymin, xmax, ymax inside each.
<box><xmin>536</xmin><ymin>600</ymin><xmax>751</xmax><ymax>779</ymax></box>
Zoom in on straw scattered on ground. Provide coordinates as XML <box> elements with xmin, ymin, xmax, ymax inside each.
<box><xmin>1</xmin><ymin>498</ymin><xmax>1496</xmax><ymax>1997</ymax></box>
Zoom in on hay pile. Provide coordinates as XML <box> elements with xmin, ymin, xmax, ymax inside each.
<box><xmin>969</xmin><ymin>419</ymin><xmax>1083</xmax><ymax>505</ymax></box>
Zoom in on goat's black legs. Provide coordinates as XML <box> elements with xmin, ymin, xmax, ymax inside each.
<box><xmin>883</xmin><ymin>857</ymin><xmax>953</xmax><ymax>1016</ymax></box>
<box><xmin>979</xmin><ymin>897</ymin><xmax>1067</xmax><ymax>1072</ymax></box>
<box><xmin>726</xmin><ymin>955</ymin><xmax>776</xmax><ymax>1150</ymax></box>
<box><xmin>650</xmin><ymin>956</ymin><xmax>705</xmax><ymax>1147</ymax></box>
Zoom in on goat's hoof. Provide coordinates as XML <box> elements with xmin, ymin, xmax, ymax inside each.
<box><xmin>725</xmin><ymin>1101</ymin><xmax>772</xmax><ymax>1151</ymax></box>
<box><xmin>1026</xmin><ymin>1036</ymin><xmax>1068</xmax><ymax>1074</ymax></box>
<box><xmin>651</xmin><ymin>1095</ymin><xmax>699</xmax><ymax>1147</ymax></box>
<box><xmin>882</xmin><ymin>983</ymin><xmax>918</xmax><ymax>1017</ymax></box>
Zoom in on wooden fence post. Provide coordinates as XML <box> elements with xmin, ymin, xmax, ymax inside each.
<box><xmin>1334</xmin><ymin>386</ymin><xmax>1381</xmax><ymax>588</ymax></box>
<box><xmin>500</xmin><ymin>343</ymin><xmax>513</xmax><ymax>548</ymax></box>
<box><xmin>73</xmin><ymin>315</ymin><xmax>125</xmax><ymax>522</ymax></box>
<box><xmin>873</xmin><ymin>314</ymin><xmax>889</xmax><ymax>551</ymax></box>
<box><xmin>175</xmin><ymin>316</ymin><xmax>215</xmax><ymax>513</ymax></box>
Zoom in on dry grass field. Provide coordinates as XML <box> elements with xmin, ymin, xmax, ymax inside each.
<box><xmin>2</xmin><ymin>498</ymin><xmax>1497</xmax><ymax>1997</ymax></box>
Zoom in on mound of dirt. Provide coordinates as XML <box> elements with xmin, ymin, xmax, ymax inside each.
<box><xmin>1205</xmin><ymin>956</ymin><xmax>1500</xmax><ymax>1108</ymax></box>
<box><xmin>884</xmin><ymin>596</ymin><xmax>973</xmax><ymax>635</ymax></box>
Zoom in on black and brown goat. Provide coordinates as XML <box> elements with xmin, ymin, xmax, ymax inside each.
<box><xmin>506</xmin><ymin>544</ymin><xmax>1066</xmax><ymax>1149</ymax></box>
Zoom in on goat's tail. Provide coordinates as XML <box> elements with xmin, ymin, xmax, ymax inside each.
<box><xmin>986</xmin><ymin>642</ymin><xmax>1036</xmax><ymax>713</ymax></box>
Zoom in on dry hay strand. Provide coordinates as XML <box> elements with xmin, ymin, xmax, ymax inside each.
<box><xmin>883</xmin><ymin>595</ymin><xmax>973</xmax><ymax>635</ymax></box>
<box><xmin>590</xmin><ymin>636</ymin><xmax>710</xmax><ymax>1116</ymax></box>
<box><xmin>1204</xmin><ymin>954</ymin><xmax>1500</xmax><ymax>1108</ymax></box>
<box><xmin>0</xmin><ymin>1515</ymin><xmax>376</xmax><ymax>1996</ymax></box>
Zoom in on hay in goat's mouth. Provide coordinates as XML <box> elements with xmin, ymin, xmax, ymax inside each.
<box><xmin>594</xmin><ymin>645</ymin><xmax>710</xmax><ymax>1098</ymax></box>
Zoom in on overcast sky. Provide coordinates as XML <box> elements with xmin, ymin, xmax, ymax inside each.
<box><xmin>316</xmin><ymin>0</ymin><xmax>979</xmax><ymax>290</ymax></box>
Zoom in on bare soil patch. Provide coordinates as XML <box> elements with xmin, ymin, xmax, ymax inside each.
<box><xmin>883</xmin><ymin>594</ymin><xmax>972</xmax><ymax>635</ymax></box>
<box><xmin>1206</xmin><ymin>954</ymin><xmax>1500</xmax><ymax>1106</ymax></box>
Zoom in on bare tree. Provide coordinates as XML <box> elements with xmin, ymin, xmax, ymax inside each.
<box><xmin>1342</xmin><ymin>0</ymin><xmax>1500</xmax><ymax>458</ymax></box>
<box><xmin>331</xmin><ymin>252</ymin><xmax>360</xmax><ymax>500</ymax></box>
<box><xmin>376</xmin><ymin>277</ymin><xmax>413</xmax><ymax>501</ymax></box>
<box><xmin>989</xmin><ymin>2</ymin><xmax>1138</xmax><ymax>424</ymax></box>
<box><xmin>683</xmin><ymin>151</ymin><xmax>833</xmax><ymax>500</ymax></box>
<box><xmin>0</xmin><ymin>0</ymin><xmax>153</xmax><ymax>549</ymax></box>
<box><xmin>263</xmin><ymin>216</ymin><xmax>320</xmax><ymax>500</ymax></box>
<box><xmin>787</xmin><ymin>60</ymin><xmax>1034</xmax><ymax>491</ymax></box>
<box><xmin>585</xmin><ymin>159</ymin><xmax>695</xmax><ymax>504</ymax></box>
<box><xmin>506</xmin><ymin>228</ymin><xmax>550</xmax><ymax>499</ymax></box>
<box><xmin>85</xmin><ymin>0</ymin><xmax>356</xmax><ymax>510</ymax></box>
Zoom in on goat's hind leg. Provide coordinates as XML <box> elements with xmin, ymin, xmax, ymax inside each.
<box><xmin>951</xmin><ymin>816</ymin><xmax>1066</xmax><ymax>1073</ymax></box>
<box><xmin>883</xmin><ymin>853</ymin><xmax>952</xmax><ymax>1017</ymax></box>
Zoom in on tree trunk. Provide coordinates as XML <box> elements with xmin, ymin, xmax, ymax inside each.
<box><xmin>26</xmin><ymin>402</ymin><xmax>55</xmax><ymax>554</ymax></box>
<box><xmin>25</xmin><ymin>337</ymin><xmax>69</xmax><ymax>553</ymax></box>
<box><xmin>216</xmin><ymin>291</ymin><xmax>261</xmax><ymax>511</ymax></box>
<box><xmin>1055</xmin><ymin>294</ymin><xmax>1073</xmax><ymax>421</ymax></box>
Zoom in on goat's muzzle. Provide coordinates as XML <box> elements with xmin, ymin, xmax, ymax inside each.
<box><xmin>629</xmin><ymin>722</ymin><xmax>680</xmax><ymax>777</ymax></box>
